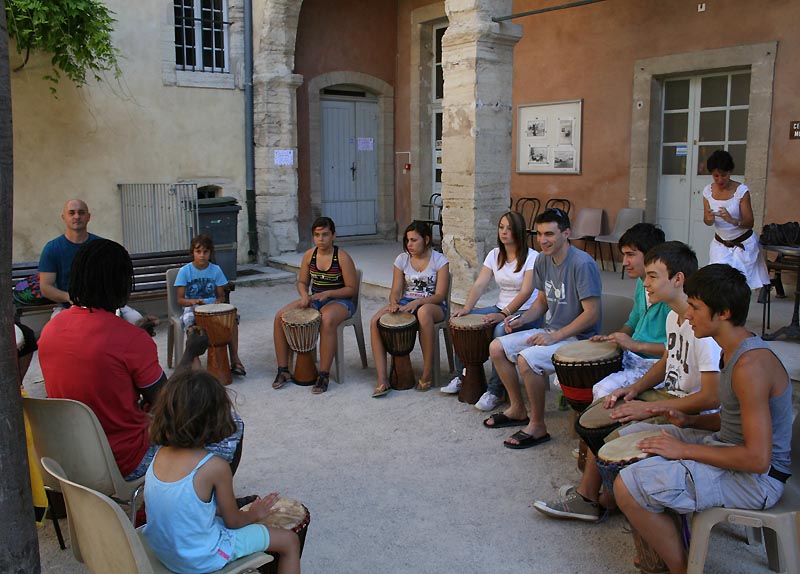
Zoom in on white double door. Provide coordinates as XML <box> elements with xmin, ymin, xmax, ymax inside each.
<box><xmin>657</xmin><ymin>71</ymin><xmax>750</xmax><ymax>266</ymax></box>
<box><xmin>321</xmin><ymin>99</ymin><xmax>378</xmax><ymax>236</ymax></box>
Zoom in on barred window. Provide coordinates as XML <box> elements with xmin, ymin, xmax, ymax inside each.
<box><xmin>174</xmin><ymin>0</ymin><xmax>229</xmax><ymax>72</ymax></box>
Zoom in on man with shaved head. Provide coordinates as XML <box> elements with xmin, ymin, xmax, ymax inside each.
<box><xmin>39</xmin><ymin>199</ymin><xmax>142</xmax><ymax>323</ymax></box>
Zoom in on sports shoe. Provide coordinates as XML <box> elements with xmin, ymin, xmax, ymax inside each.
<box><xmin>440</xmin><ymin>376</ymin><xmax>462</xmax><ymax>394</ymax></box>
<box><xmin>533</xmin><ymin>490</ymin><xmax>601</xmax><ymax>522</ymax></box>
<box><xmin>474</xmin><ymin>391</ymin><xmax>502</xmax><ymax>412</ymax></box>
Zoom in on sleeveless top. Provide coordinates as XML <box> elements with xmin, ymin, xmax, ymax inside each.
<box><xmin>703</xmin><ymin>183</ymin><xmax>749</xmax><ymax>241</ymax></box>
<box><xmin>142</xmin><ymin>452</ymin><xmax>235</xmax><ymax>573</ymax></box>
<box><xmin>309</xmin><ymin>246</ymin><xmax>345</xmax><ymax>294</ymax></box>
<box><xmin>717</xmin><ymin>335</ymin><xmax>792</xmax><ymax>475</ymax></box>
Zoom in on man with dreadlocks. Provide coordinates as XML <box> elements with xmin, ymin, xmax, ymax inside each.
<box><xmin>38</xmin><ymin>240</ymin><xmax>246</xmax><ymax>481</ymax></box>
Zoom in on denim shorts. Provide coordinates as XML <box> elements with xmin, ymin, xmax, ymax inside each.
<box><xmin>311</xmin><ymin>297</ymin><xmax>355</xmax><ymax>316</ymax></box>
<box><xmin>398</xmin><ymin>296</ymin><xmax>447</xmax><ymax>314</ymax></box>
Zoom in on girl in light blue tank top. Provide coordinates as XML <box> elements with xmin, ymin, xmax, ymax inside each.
<box><xmin>141</xmin><ymin>371</ymin><xmax>301</xmax><ymax>574</ymax></box>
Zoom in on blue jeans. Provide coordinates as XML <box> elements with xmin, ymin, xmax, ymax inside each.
<box><xmin>453</xmin><ymin>305</ymin><xmax>541</xmax><ymax>397</ymax></box>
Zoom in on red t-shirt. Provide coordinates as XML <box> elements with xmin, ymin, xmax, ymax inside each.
<box><xmin>39</xmin><ymin>307</ymin><xmax>164</xmax><ymax>476</ymax></box>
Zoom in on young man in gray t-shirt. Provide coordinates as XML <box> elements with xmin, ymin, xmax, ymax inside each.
<box><xmin>485</xmin><ymin>208</ymin><xmax>602</xmax><ymax>449</ymax></box>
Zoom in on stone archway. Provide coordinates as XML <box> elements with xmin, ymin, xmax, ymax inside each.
<box><xmin>307</xmin><ymin>72</ymin><xmax>395</xmax><ymax>239</ymax></box>
<box><xmin>253</xmin><ymin>0</ymin><xmax>304</xmax><ymax>257</ymax></box>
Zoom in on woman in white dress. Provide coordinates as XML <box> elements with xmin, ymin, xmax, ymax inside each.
<box><xmin>702</xmin><ymin>149</ymin><xmax>769</xmax><ymax>290</ymax></box>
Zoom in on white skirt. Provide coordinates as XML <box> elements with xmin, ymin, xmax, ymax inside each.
<box><xmin>709</xmin><ymin>233</ymin><xmax>770</xmax><ymax>289</ymax></box>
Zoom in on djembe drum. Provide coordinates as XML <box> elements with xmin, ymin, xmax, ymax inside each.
<box><xmin>552</xmin><ymin>340</ymin><xmax>623</xmax><ymax>412</ymax></box>
<box><xmin>449</xmin><ymin>314</ymin><xmax>494</xmax><ymax>404</ymax></box>
<box><xmin>597</xmin><ymin>430</ymin><xmax>673</xmax><ymax>574</ymax></box>
<box><xmin>194</xmin><ymin>303</ymin><xmax>237</xmax><ymax>386</ymax></box>
<box><xmin>242</xmin><ymin>497</ymin><xmax>310</xmax><ymax>574</ymax></box>
<box><xmin>378</xmin><ymin>312</ymin><xmax>418</xmax><ymax>390</ymax></box>
<box><xmin>281</xmin><ymin>308</ymin><xmax>322</xmax><ymax>386</ymax></box>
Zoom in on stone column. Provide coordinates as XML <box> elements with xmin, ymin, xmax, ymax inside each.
<box><xmin>253</xmin><ymin>0</ymin><xmax>304</xmax><ymax>257</ymax></box>
<box><xmin>441</xmin><ymin>0</ymin><xmax>521</xmax><ymax>300</ymax></box>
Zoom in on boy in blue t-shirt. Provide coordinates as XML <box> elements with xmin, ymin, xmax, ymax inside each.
<box><xmin>176</xmin><ymin>234</ymin><xmax>245</xmax><ymax>375</ymax></box>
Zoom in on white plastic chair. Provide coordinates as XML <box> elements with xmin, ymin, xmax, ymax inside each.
<box><xmin>431</xmin><ymin>272</ymin><xmax>455</xmax><ymax>387</ymax></box>
<box><xmin>23</xmin><ymin>396</ymin><xmax>147</xmax><ymax>545</ymax></box>
<box><xmin>595</xmin><ymin>208</ymin><xmax>644</xmax><ymax>274</ymax></box>
<box><xmin>570</xmin><ymin>207</ymin><xmax>604</xmax><ymax>259</ymax></box>
<box><xmin>41</xmin><ymin>458</ymin><xmax>272</xmax><ymax>574</ymax></box>
<box><xmin>166</xmin><ymin>267</ymin><xmax>185</xmax><ymax>368</ymax></box>
<box><xmin>687</xmin><ymin>411</ymin><xmax>800</xmax><ymax>574</ymax></box>
<box><xmin>333</xmin><ymin>269</ymin><xmax>368</xmax><ymax>383</ymax></box>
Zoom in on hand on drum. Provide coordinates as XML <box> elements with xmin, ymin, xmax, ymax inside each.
<box><xmin>644</xmin><ymin>406</ymin><xmax>693</xmax><ymax>428</ymax></box>
<box><xmin>636</xmin><ymin>430</ymin><xmax>686</xmax><ymax>460</ymax></box>
<box><xmin>603</xmin><ymin>385</ymin><xmax>638</xmax><ymax>409</ymax></box>
<box><xmin>244</xmin><ymin>492</ymin><xmax>282</xmax><ymax>522</ymax></box>
<box><xmin>592</xmin><ymin>331</ymin><xmax>635</xmax><ymax>350</ymax></box>
<box><xmin>609</xmin><ymin>399</ymin><xmax>651</xmax><ymax>423</ymax></box>
<box><xmin>186</xmin><ymin>325</ymin><xmax>209</xmax><ymax>358</ymax></box>
<box><xmin>452</xmin><ymin>308</ymin><xmax>471</xmax><ymax>318</ymax></box>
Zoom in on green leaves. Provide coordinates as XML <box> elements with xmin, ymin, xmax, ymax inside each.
<box><xmin>5</xmin><ymin>0</ymin><xmax>122</xmax><ymax>93</ymax></box>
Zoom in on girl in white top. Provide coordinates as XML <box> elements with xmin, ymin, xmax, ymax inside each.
<box><xmin>442</xmin><ymin>211</ymin><xmax>540</xmax><ymax>411</ymax></box>
<box><xmin>371</xmin><ymin>221</ymin><xmax>449</xmax><ymax>396</ymax></box>
<box><xmin>702</xmin><ymin>149</ymin><xmax>769</xmax><ymax>290</ymax></box>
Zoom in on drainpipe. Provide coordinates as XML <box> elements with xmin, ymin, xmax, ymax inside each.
<box><xmin>244</xmin><ymin>0</ymin><xmax>258</xmax><ymax>262</ymax></box>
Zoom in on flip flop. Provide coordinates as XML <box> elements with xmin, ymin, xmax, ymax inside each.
<box><xmin>231</xmin><ymin>363</ymin><xmax>247</xmax><ymax>376</ymax></box>
<box><xmin>372</xmin><ymin>384</ymin><xmax>391</xmax><ymax>398</ymax></box>
<box><xmin>415</xmin><ymin>379</ymin><xmax>432</xmax><ymax>392</ymax></box>
<box><xmin>503</xmin><ymin>430</ymin><xmax>551</xmax><ymax>450</ymax></box>
<box><xmin>483</xmin><ymin>412</ymin><xmax>531</xmax><ymax>429</ymax></box>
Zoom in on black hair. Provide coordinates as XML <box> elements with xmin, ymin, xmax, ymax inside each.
<box><xmin>535</xmin><ymin>207</ymin><xmax>570</xmax><ymax>232</ymax></box>
<box><xmin>684</xmin><ymin>264</ymin><xmax>750</xmax><ymax>326</ymax></box>
<box><xmin>403</xmin><ymin>220</ymin><xmax>433</xmax><ymax>253</ymax></box>
<box><xmin>69</xmin><ymin>239</ymin><xmax>133</xmax><ymax>312</ymax></box>
<box><xmin>643</xmin><ymin>241</ymin><xmax>698</xmax><ymax>279</ymax></box>
<box><xmin>706</xmin><ymin>150</ymin><xmax>735</xmax><ymax>173</ymax></box>
<box><xmin>618</xmin><ymin>223</ymin><xmax>665</xmax><ymax>255</ymax></box>
<box><xmin>311</xmin><ymin>216</ymin><xmax>336</xmax><ymax>234</ymax></box>
<box><xmin>497</xmin><ymin>211</ymin><xmax>527</xmax><ymax>273</ymax></box>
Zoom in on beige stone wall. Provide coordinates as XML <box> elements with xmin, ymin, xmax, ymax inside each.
<box><xmin>11</xmin><ymin>0</ymin><xmax>246</xmax><ymax>262</ymax></box>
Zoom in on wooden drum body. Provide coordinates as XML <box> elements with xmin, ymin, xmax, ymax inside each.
<box><xmin>194</xmin><ymin>303</ymin><xmax>237</xmax><ymax>386</ymax></box>
<box><xmin>597</xmin><ymin>430</ymin><xmax>669</xmax><ymax>573</ymax></box>
<box><xmin>281</xmin><ymin>308</ymin><xmax>322</xmax><ymax>386</ymax></box>
<box><xmin>378</xmin><ymin>312</ymin><xmax>418</xmax><ymax>390</ymax></box>
<box><xmin>576</xmin><ymin>397</ymin><xmax>622</xmax><ymax>455</ymax></box>
<box><xmin>244</xmin><ymin>497</ymin><xmax>310</xmax><ymax>574</ymax></box>
<box><xmin>552</xmin><ymin>340</ymin><xmax>622</xmax><ymax>412</ymax></box>
<box><xmin>449</xmin><ymin>315</ymin><xmax>494</xmax><ymax>404</ymax></box>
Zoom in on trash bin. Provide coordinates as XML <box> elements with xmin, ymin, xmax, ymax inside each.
<box><xmin>197</xmin><ymin>197</ymin><xmax>241</xmax><ymax>280</ymax></box>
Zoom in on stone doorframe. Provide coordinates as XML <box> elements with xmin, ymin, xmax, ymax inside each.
<box><xmin>629</xmin><ymin>42</ymin><xmax>777</xmax><ymax>229</ymax></box>
<box><xmin>409</xmin><ymin>4</ymin><xmax>447</xmax><ymax>222</ymax></box>
<box><xmin>307</xmin><ymin>72</ymin><xmax>395</xmax><ymax>239</ymax></box>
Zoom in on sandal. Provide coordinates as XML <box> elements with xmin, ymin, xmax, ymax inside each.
<box><xmin>231</xmin><ymin>362</ymin><xmax>247</xmax><ymax>377</ymax></box>
<box><xmin>415</xmin><ymin>378</ymin><xmax>432</xmax><ymax>392</ymax></box>
<box><xmin>372</xmin><ymin>382</ymin><xmax>391</xmax><ymax>398</ymax></box>
<box><xmin>312</xmin><ymin>371</ymin><xmax>330</xmax><ymax>394</ymax></box>
<box><xmin>272</xmin><ymin>367</ymin><xmax>292</xmax><ymax>389</ymax></box>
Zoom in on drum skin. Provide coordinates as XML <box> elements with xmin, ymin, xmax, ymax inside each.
<box><xmin>378</xmin><ymin>312</ymin><xmax>418</xmax><ymax>390</ymax></box>
<box><xmin>194</xmin><ymin>303</ymin><xmax>237</xmax><ymax>386</ymax></box>
<box><xmin>449</xmin><ymin>315</ymin><xmax>494</xmax><ymax>404</ymax></box>
<box><xmin>243</xmin><ymin>497</ymin><xmax>311</xmax><ymax>574</ymax></box>
<box><xmin>552</xmin><ymin>340</ymin><xmax>623</xmax><ymax>412</ymax></box>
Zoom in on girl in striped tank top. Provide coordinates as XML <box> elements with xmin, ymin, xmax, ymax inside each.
<box><xmin>272</xmin><ymin>217</ymin><xmax>358</xmax><ymax>394</ymax></box>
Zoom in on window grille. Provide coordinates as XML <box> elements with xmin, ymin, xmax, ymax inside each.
<box><xmin>174</xmin><ymin>0</ymin><xmax>230</xmax><ymax>72</ymax></box>
<box><xmin>119</xmin><ymin>183</ymin><xmax>199</xmax><ymax>254</ymax></box>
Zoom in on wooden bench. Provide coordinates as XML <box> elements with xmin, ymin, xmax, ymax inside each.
<box><xmin>13</xmin><ymin>250</ymin><xmax>195</xmax><ymax>317</ymax></box>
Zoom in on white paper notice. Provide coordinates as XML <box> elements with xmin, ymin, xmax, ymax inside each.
<box><xmin>274</xmin><ymin>149</ymin><xmax>294</xmax><ymax>166</ymax></box>
<box><xmin>357</xmin><ymin>137</ymin><xmax>374</xmax><ymax>151</ymax></box>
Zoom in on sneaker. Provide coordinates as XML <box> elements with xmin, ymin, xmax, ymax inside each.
<box><xmin>533</xmin><ymin>490</ymin><xmax>601</xmax><ymax>522</ymax></box>
<box><xmin>440</xmin><ymin>376</ymin><xmax>462</xmax><ymax>394</ymax></box>
<box><xmin>474</xmin><ymin>391</ymin><xmax>502</xmax><ymax>412</ymax></box>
